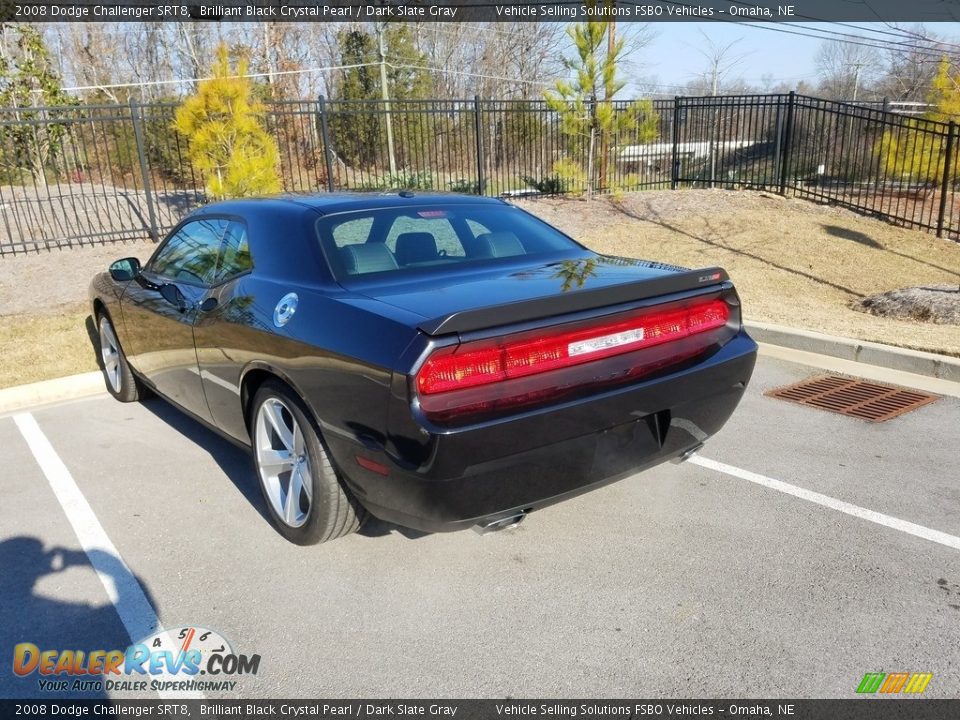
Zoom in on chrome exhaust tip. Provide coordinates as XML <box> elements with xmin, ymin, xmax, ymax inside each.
<box><xmin>473</xmin><ymin>511</ymin><xmax>528</xmax><ymax>534</ymax></box>
<box><xmin>671</xmin><ymin>443</ymin><xmax>704</xmax><ymax>465</ymax></box>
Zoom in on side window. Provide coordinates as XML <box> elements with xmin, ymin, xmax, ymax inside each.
<box><xmin>332</xmin><ymin>217</ymin><xmax>374</xmax><ymax>248</ymax></box>
<box><xmin>385</xmin><ymin>216</ymin><xmax>465</xmax><ymax>257</ymax></box>
<box><xmin>150</xmin><ymin>218</ymin><xmax>229</xmax><ymax>286</ymax></box>
<box><xmin>213</xmin><ymin>222</ymin><xmax>253</xmax><ymax>284</ymax></box>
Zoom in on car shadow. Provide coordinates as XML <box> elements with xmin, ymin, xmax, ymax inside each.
<box><xmin>358</xmin><ymin>515</ymin><xmax>431</xmax><ymax>540</ymax></box>
<box><xmin>84</xmin><ymin>314</ymin><xmax>115</xmax><ymax>394</ymax></box>
<box><xmin>139</xmin><ymin>396</ymin><xmax>431</xmax><ymax>541</ymax></box>
<box><xmin>0</xmin><ymin>536</ymin><xmax>150</xmax><ymax>702</ymax></box>
<box><xmin>138</xmin><ymin>397</ymin><xmax>273</xmax><ymax>527</ymax></box>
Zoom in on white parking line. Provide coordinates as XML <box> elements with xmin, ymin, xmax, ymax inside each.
<box><xmin>690</xmin><ymin>454</ymin><xmax>960</xmax><ymax>551</ymax></box>
<box><xmin>13</xmin><ymin>412</ymin><xmax>204</xmax><ymax>699</ymax></box>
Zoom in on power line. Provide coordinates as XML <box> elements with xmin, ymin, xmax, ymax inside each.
<box><xmin>385</xmin><ymin>60</ymin><xmax>554</xmax><ymax>87</ymax></box>
<box><xmin>787</xmin><ymin>22</ymin><xmax>958</xmax><ymax>57</ymax></box>
<box><xmin>63</xmin><ymin>62</ymin><xmax>379</xmax><ymax>93</ymax></box>
<box><xmin>731</xmin><ymin>22</ymin><xmax>954</xmax><ymax>64</ymax></box>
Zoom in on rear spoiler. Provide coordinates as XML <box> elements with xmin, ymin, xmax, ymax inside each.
<box><xmin>417</xmin><ymin>267</ymin><xmax>731</xmax><ymax>336</ymax></box>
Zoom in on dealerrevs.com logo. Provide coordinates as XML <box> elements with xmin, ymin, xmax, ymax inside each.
<box><xmin>13</xmin><ymin>626</ymin><xmax>260</xmax><ymax>694</ymax></box>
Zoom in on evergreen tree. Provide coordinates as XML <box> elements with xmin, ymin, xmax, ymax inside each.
<box><xmin>0</xmin><ymin>24</ymin><xmax>73</xmax><ymax>186</ymax></box>
<box><xmin>544</xmin><ymin>17</ymin><xmax>657</xmax><ymax>196</ymax></box>
<box><xmin>174</xmin><ymin>44</ymin><xmax>281</xmax><ymax>200</ymax></box>
<box><xmin>330</xmin><ymin>29</ymin><xmax>381</xmax><ymax>167</ymax></box>
<box><xmin>330</xmin><ymin>25</ymin><xmax>434</xmax><ymax>175</ymax></box>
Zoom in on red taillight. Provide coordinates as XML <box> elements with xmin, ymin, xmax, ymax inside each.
<box><xmin>416</xmin><ymin>299</ymin><xmax>730</xmax><ymax>397</ymax></box>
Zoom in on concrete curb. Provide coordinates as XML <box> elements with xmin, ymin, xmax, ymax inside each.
<box><xmin>745</xmin><ymin>321</ymin><xmax>960</xmax><ymax>383</ymax></box>
<box><xmin>0</xmin><ymin>371</ymin><xmax>104</xmax><ymax>415</ymax></box>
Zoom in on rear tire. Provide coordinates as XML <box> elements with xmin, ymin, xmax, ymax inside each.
<box><xmin>97</xmin><ymin>312</ymin><xmax>141</xmax><ymax>403</ymax></box>
<box><xmin>250</xmin><ymin>380</ymin><xmax>366</xmax><ymax>545</ymax></box>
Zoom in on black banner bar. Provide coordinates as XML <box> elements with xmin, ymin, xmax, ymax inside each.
<box><xmin>3</xmin><ymin>0</ymin><xmax>960</xmax><ymax>23</ymax></box>
<box><xmin>2</xmin><ymin>700</ymin><xmax>960</xmax><ymax>720</ymax></box>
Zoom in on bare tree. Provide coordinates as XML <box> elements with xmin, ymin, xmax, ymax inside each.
<box><xmin>57</xmin><ymin>24</ymin><xmax>124</xmax><ymax>102</ymax></box>
<box><xmin>687</xmin><ymin>30</ymin><xmax>751</xmax><ymax>96</ymax></box>
<box><xmin>815</xmin><ymin>40</ymin><xmax>882</xmax><ymax>101</ymax></box>
<box><xmin>411</xmin><ymin>22</ymin><xmax>565</xmax><ymax>99</ymax></box>
<box><xmin>876</xmin><ymin>24</ymin><xmax>951</xmax><ymax>102</ymax></box>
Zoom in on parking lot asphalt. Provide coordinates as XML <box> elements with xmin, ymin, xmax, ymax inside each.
<box><xmin>1</xmin><ymin>353</ymin><xmax>958</xmax><ymax>700</ymax></box>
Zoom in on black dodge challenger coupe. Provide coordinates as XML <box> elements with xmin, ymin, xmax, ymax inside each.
<box><xmin>89</xmin><ymin>193</ymin><xmax>757</xmax><ymax>544</ymax></box>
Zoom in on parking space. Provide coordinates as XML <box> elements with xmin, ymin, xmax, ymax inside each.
<box><xmin>2</xmin><ymin>354</ymin><xmax>959</xmax><ymax>700</ymax></box>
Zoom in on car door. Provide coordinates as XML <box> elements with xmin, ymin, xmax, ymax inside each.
<box><xmin>192</xmin><ymin>220</ymin><xmax>260</xmax><ymax>441</ymax></box>
<box><xmin>121</xmin><ymin>217</ymin><xmax>229</xmax><ymax>422</ymax></box>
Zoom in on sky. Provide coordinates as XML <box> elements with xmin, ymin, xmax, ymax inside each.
<box><xmin>641</xmin><ymin>22</ymin><xmax>824</xmax><ymax>92</ymax></box>
<box><xmin>630</xmin><ymin>21</ymin><xmax>959</xmax><ymax>94</ymax></box>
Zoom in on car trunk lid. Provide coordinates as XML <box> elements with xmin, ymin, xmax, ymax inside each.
<box><xmin>344</xmin><ymin>254</ymin><xmax>728</xmax><ymax>336</ymax></box>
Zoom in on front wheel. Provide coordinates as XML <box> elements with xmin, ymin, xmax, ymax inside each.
<box><xmin>251</xmin><ymin>380</ymin><xmax>366</xmax><ymax>545</ymax></box>
<box><xmin>97</xmin><ymin>313</ymin><xmax>141</xmax><ymax>402</ymax></box>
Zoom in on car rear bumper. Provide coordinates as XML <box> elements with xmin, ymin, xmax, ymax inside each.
<box><xmin>327</xmin><ymin>331</ymin><xmax>757</xmax><ymax>533</ymax></box>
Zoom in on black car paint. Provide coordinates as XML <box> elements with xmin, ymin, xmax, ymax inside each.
<box><xmin>90</xmin><ymin>193</ymin><xmax>758</xmax><ymax>533</ymax></box>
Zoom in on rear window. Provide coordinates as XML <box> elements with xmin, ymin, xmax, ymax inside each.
<box><xmin>316</xmin><ymin>204</ymin><xmax>581</xmax><ymax>279</ymax></box>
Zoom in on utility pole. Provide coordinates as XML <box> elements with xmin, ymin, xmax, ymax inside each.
<box><xmin>598</xmin><ymin>17</ymin><xmax>615</xmax><ymax>192</ymax></box>
<box><xmin>851</xmin><ymin>62</ymin><xmax>864</xmax><ymax>103</ymax></box>
<box><xmin>376</xmin><ymin>22</ymin><xmax>398</xmax><ymax>176</ymax></box>
<box><xmin>263</xmin><ymin>23</ymin><xmax>276</xmax><ymax>98</ymax></box>
<box><xmin>709</xmin><ymin>51</ymin><xmax>719</xmax><ymax>188</ymax></box>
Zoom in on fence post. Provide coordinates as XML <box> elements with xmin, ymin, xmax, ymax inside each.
<box><xmin>772</xmin><ymin>103</ymin><xmax>783</xmax><ymax>187</ymax></box>
<box><xmin>778</xmin><ymin>91</ymin><xmax>797</xmax><ymax>196</ymax></box>
<box><xmin>671</xmin><ymin>96</ymin><xmax>681</xmax><ymax>190</ymax></box>
<box><xmin>936</xmin><ymin>121</ymin><xmax>956</xmax><ymax>238</ymax></box>
<box><xmin>474</xmin><ymin>95</ymin><xmax>485</xmax><ymax>195</ymax></box>
<box><xmin>317</xmin><ymin>95</ymin><xmax>336</xmax><ymax>193</ymax></box>
<box><xmin>129</xmin><ymin>98</ymin><xmax>159</xmax><ymax>243</ymax></box>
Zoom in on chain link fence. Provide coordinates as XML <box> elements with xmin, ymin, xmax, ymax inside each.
<box><xmin>0</xmin><ymin>93</ymin><xmax>957</xmax><ymax>255</ymax></box>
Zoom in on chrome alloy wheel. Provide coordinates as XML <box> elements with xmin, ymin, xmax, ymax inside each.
<box><xmin>99</xmin><ymin>316</ymin><xmax>122</xmax><ymax>393</ymax></box>
<box><xmin>254</xmin><ymin>398</ymin><xmax>313</xmax><ymax>528</ymax></box>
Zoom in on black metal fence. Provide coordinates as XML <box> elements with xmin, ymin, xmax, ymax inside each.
<box><xmin>672</xmin><ymin>93</ymin><xmax>960</xmax><ymax>238</ymax></box>
<box><xmin>0</xmin><ymin>93</ymin><xmax>957</xmax><ymax>255</ymax></box>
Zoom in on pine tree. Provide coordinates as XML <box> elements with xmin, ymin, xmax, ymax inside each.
<box><xmin>330</xmin><ymin>26</ymin><xmax>434</xmax><ymax>175</ymax></box>
<box><xmin>330</xmin><ymin>30</ymin><xmax>381</xmax><ymax>167</ymax></box>
<box><xmin>174</xmin><ymin>44</ymin><xmax>280</xmax><ymax>201</ymax></box>
<box><xmin>0</xmin><ymin>24</ymin><xmax>73</xmax><ymax>186</ymax></box>
<box><xmin>545</xmin><ymin>16</ymin><xmax>657</xmax><ymax>197</ymax></box>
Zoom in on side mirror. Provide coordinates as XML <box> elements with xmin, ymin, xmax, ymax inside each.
<box><xmin>159</xmin><ymin>283</ymin><xmax>187</xmax><ymax>312</ymax></box>
<box><xmin>108</xmin><ymin>257</ymin><xmax>141</xmax><ymax>282</ymax></box>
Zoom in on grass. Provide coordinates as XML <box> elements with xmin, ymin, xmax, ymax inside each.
<box><xmin>0</xmin><ymin>308</ymin><xmax>99</xmax><ymax>389</ymax></box>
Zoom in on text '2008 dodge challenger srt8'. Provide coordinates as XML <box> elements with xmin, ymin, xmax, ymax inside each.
<box><xmin>89</xmin><ymin>193</ymin><xmax>757</xmax><ymax>544</ymax></box>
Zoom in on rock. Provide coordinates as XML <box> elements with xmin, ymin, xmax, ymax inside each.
<box><xmin>855</xmin><ymin>285</ymin><xmax>960</xmax><ymax>325</ymax></box>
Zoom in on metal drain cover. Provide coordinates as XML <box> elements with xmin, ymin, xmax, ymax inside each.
<box><xmin>765</xmin><ymin>374</ymin><xmax>939</xmax><ymax>422</ymax></box>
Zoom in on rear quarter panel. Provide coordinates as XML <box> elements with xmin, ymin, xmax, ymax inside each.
<box><xmin>196</xmin><ymin>276</ymin><xmax>425</xmax><ymax>450</ymax></box>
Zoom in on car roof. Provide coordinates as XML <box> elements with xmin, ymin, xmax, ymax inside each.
<box><xmin>194</xmin><ymin>192</ymin><xmax>508</xmax><ymax>217</ymax></box>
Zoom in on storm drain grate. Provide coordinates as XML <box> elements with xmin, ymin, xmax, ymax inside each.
<box><xmin>765</xmin><ymin>374</ymin><xmax>939</xmax><ymax>422</ymax></box>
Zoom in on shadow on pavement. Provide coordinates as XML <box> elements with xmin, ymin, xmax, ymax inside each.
<box><xmin>140</xmin><ymin>397</ymin><xmax>431</xmax><ymax>542</ymax></box>
<box><xmin>0</xmin><ymin>536</ymin><xmax>149</xmax><ymax>702</ymax></box>
<box><xmin>138</xmin><ymin>397</ymin><xmax>272</xmax><ymax>527</ymax></box>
